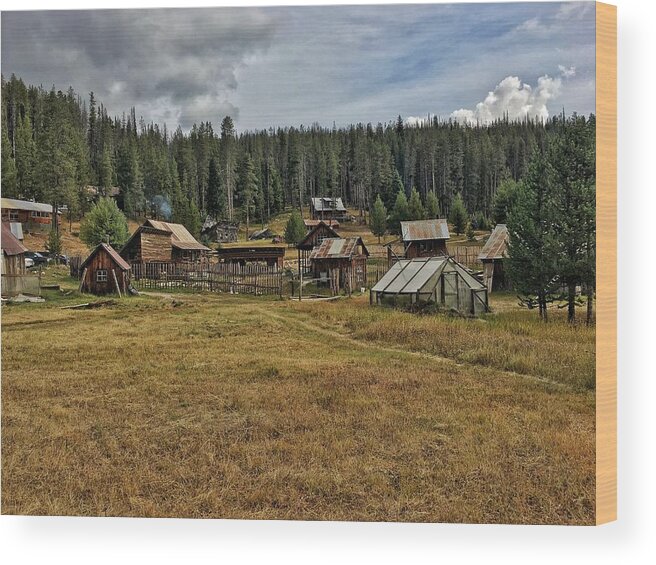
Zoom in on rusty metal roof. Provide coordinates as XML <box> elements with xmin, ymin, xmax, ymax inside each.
<box><xmin>81</xmin><ymin>243</ymin><xmax>131</xmax><ymax>271</ymax></box>
<box><xmin>144</xmin><ymin>219</ymin><xmax>210</xmax><ymax>251</ymax></box>
<box><xmin>297</xmin><ymin>221</ymin><xmax>341</xmax><ymax>250</ymax></box>
<box><xmin>478</xmin><ymin>224</ymin><xmax>509</xmax><ymax>261</ymax></box>
<box><xmin>1</xmin><ymin>222</ymin><xmax>28</xmax><ymax>256</ymax></box>
<box><xmin>400</xmin><ymin>219</ymin><xmax>450</xmax><ymax>242</ymax></box>
<box><xmin>310</xmin><ymin>237</ymin><xmax>369</xmax><ymax>260</ymax></box>
<box><xmin>310</xmin><ymin>197</ymin><xmax>346</xmax><ymax>212</ymax></box>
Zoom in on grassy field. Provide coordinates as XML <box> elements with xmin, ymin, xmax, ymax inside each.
<box><xmin>1</xmin><ymin>270</ymin><xmax>595</xmax><ymax>524</ymax></box>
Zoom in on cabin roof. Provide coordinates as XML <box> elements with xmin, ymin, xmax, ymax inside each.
<box><xmin>143</xmin><ymin>219</ymin><xmax>210</xmax><ymax>251</ymax></box>
<box><xmin>310</xmin><ymin>197</ymin><xmax>346</xmax><ymax>212</ymax></box>
<box><xmin>303</xmin><ymin>219</ymin><xmax>340</xmax><ymax>229</ymax></box>
<box><xmin>310</xmin><ymin>237</ymin><xmax>369</xmax><ymax>260</ymax></box>
<box><xmin>400</xmin><ymin>219</ymin><xmax>450</xmax><ymax>242</ymax></box>
<box><xmin>297</xmin><ymin>221</ymin><xmax>341</xmax><ymax>250</ymax></box>
<box><xmin>478</xmin><ymin>224</ymin><xmax>509</xmax><ymax>261</ymax></box>
<box><xmin>1</xmin><ymin>222</ymin><xmax>28</xmax><ymax>256</ymax></box>
<box><xmin>81</xmin><ymin>243</ymin><xmax>131</xmax><ymax>271</ymax></box>
<box><xmin>1</xmin><ymin>197</ymin><xmax>60</xmax><ymax>214</ymax></box>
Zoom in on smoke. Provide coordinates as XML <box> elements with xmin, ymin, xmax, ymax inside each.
<box><xmin>151</xmin><ymin>195</ymin><xmax>172</xmax><ymax>220</ymax></box>
<box><xmin>451</xmin><ymin>74</ymin><xmax>563</xmax><ymax>125</ymax></box>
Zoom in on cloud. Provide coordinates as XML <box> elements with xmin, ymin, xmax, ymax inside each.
<box><xmin>558</xmin><ymin>65</ymin><xmax>576</xmax><ymax>78</ymax></box>
<box><xmin>404</xmin><ymin>116</ymin><xmax>429</xmax><ymax>127</ymax></box>
<box><xmin>451</xmin><ymin>74</ymin><xmax>564</xmax><ymax>125</ymax></box>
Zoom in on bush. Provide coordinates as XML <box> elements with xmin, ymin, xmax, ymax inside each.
<box><xmin>79</xmin><ymin>198</ymin><xmax>130</xmax><ymax>249</ymax></box>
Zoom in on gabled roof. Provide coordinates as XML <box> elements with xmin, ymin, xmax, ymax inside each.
<box><xmin>304</xmin><ymin>219</ymin><xmax>340</xmax><ymax>229</ymax></box>
<box><xmin>81</xmin><ymin>243</ymin><xmax>131</xmax><ymax>271</ymax></box>
<box><xmin>310</xmin><ymin>237</ymin><xmax>369</xmax><ymax>260</ymax></box>
<box><xmin>1</xmin><ymin>197</ymin><xmax>60</xmax><ymax>214</ymax></box>
<box><xmin>478</xmin><ymin>224</ymin><xmax>509</xmax><ymax>261</ymax></box>
<box><xmin>297</xmin><ymin>221</ymin><xmax>340</xmax><ymax>250</ymax></box>
<box><xmin>400</xmin><ymin>219</ymin><xmax>450</xmax><ymax>242</ymax></box>
<box><xmin>143</xmin><ymin>219</ymin><xmax>210</xmax><ymax>251</ymax></box>
<box><xmin>310</xmin><ymin>197</ymin><xmax>346</xmax><ymax>212</ymax></box>
<box><xmin>1</xmin><ymin>222</ymin><xmax>28</xmax><ymax>256</ymax></box>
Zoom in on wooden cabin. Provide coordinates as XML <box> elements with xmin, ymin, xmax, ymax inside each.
<box><xmin>201</xmin><ymin>217</ymin><xmax>239</xmax><ymax>243</ymax></box>
<box><xmin>310</xmin><ymin>197</ymin><xmax>349</xmax><ymax>222</ymax></box>
<box><xmin>303</xmin><ymin>219</ymin><xmax>340</xmax><ymax>230</ymax></box>
<box><xmin>478</xmin><ymin>224</ymin><xmax>510</xmax><ymax>292</ymax></box>
<box><xmin>215</xmin><ymin>246</ymin><xmax>285</xmax><ymax>269</ymax></box>
<box><xmin>79</xmin><ymin>243</ymin><xmax>131</xmax><ymax>296</ymax></box>
<box><xmin>1</xmin><ymin>222</ymin><xmax>36</xmax><ymax>297</ymax></box>
<box><xmin>1</xmin><ymin>197</ymin><xmax>61</xmax><ymax>233</ymax></box>
<box><xmin>121</xmin><ymin>219</ymin><xmax>210</xmax><ymax>265</ymax></box>
<box><xmin>296</xmin><ymin>221</ymin><xmax>341</xmax><ymax>274</ymax></box>
<box><xmin>310</xmin><ymin>237</ymin><xmax>369</xmax><ymax>295</ymax></box>
<box><xmin>400</xmin><ymin>219</ymin><xmax>450</xmax><ymax>259</ymax></box>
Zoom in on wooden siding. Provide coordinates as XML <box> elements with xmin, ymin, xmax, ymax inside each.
<box><xmin>81</xmin><ymin>247</ymin><xmax>130</xmax><ymax>295</ymax></box>
<box><xmin>122</xmin><ymin>230</ymin><xmax>173</xmax><ymax>263</ymax></box>
<box><xmin>405</xmin><ymin>239</ymin><xmax>448</xmax><ymax>259</ymax></box>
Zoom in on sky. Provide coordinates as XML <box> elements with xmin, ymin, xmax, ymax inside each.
<box><xmin>1</xmin><ymin>2</ymin><xmax>596</xmax><ymax>132</ymax></box>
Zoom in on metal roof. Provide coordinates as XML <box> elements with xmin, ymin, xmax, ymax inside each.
<box><xmin>303</xmin><ymin>219</ymin><xmax>340</xmax><ymax>229</ymax></box>
<box><xmin>145</xmin><ymin>219</ymin><xmax>210</xmax><ymax>251</ymax></box>
<box><xmin>478</xmin><ymin>224</ymin><xmax>509</xmax><ymax>261</ymax></box>
<box><xmin>400</xmin><ymin>219</ymin><xmax>450</xmax><ymax>242</ymax></box>
<box><xmin>1</xmin><ymin>222</ymin><xmax>28</xmax><ymax>256</ymax></box>
<box><xmin>81</xmin><ymin>243</ymin><xmax>131</xmax><ymax>271</ymax></box>
<box><xmin>372</xmin><ymin>256</ymin><xmax>485</xmax><ymax>295</ymax></box>
<box><xmin>309</xmin><ymin>237</ymin><xmax>368</xmax><ymax>260</ymax></box>
<box><xmin>297</xmin><ymin>221</ymin><xmax>341</xmax><ymax>250</ymax></box>
<box><xmin>310</xmin><ymin>197</ymin><xmax>346</xmax><ymax>212</ymax></box>
<box><xmin>1</xmin><ymin>197</ymin><xmax>60</xmax><ymax>214</ymax></box>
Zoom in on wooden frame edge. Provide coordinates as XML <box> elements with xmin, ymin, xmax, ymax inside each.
<box><xmin>595</xmin><ymin>1</ymin><xmax>617</xmax><ymax>525</ymax></box>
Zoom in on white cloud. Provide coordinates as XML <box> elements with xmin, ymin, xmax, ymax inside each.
<box><xmin>559</xmin><ymin>65</ymin><xmax>576</xmax><ymax>78</ymax></box>
<box><xmin>451</xmin><ymin>74</ymin><xmax>563</xmax><ymax>125</ymax></box>
<box><xmin>404</xmin><ymin>115</ymin><xmax>429</xmax><ymax>127</ymax></box>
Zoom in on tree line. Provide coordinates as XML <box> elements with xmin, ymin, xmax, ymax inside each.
<box><xmin>3</xmin><ymin>74</ymin><xmax>568</xmax><ymax>237</ymax></box>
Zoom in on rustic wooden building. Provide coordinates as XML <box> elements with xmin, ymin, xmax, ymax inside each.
<box><xmin>371</xmin><ymin>256</ymin><xmax>488</xmax><ymax>316</ymax></box>
<box><xmin>296</xmin><ymin>221</ymin><xmax>341</xmax><ymax>274</ymax></box>
<box><xmin>400</xmin><ymin>219</ymin><xmax>450</xmax><ymax>259</ymax></box>
<box><xmin>79</xmin><ymin>243</ymin><xmax>131</xmax><ymax>296</ymax></box>
<box><xmin>303</xmin><ymin>219</ymin><xmax>340</xmax><ymax>230</ymax></box>
<box><xmin>201</xmin><ymin>216</ymin><xmax>239</xmax><ymax>243</ymax></box>
<box><xmin>1</xmin><ymin>197</ymin><xmax>61</xmax><ymax>233</ymax></box>
<box><xmin>310</xmin><ymin>237</ymin><xmax>369</xmax><ymax>295</ymax></box>
<box><xmin>478</xmin><ymin>224</ymin><xmax>510</xmax><ymax>292</ymax></box>
<box><xmin>216</xmin><ymin>246</ymin><xmax>285</xmax><ymax>268</ymax></box>
<box><xmin>121</xmin><ymin>219</ymin><xmax>210</xmax><ymax>264</ymax></box>
<box><xmin>310</xmin><ymin>197</ymin><xmax>349</xmax><ymax>222</ymax></box>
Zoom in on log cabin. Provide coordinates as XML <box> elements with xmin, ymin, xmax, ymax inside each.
<box><xmin>296</xmin><ymin>221</ymin><xmax>341</xmax><ymax>274</ymax></box>
<box><xmin>400</xmin><ymin>219</ymin><xmax>450</xmax><ymax>259</ymax></box>
<box><xmin>79</xmin><ymin>243</ymin><xmax>131</xmax><ymax>296</ymax></box>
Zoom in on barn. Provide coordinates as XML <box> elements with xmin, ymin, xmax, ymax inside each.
<box><xmin>79</xmin><ymin>243</ymin><xmax>131</xmax><ymax>296</ymax></box>
<box><xmin>478</xmin><ymin>224</ymin><xmax>510</xmax><ymax>292</ymax></box>
<box><xmin>310</xmin><ymin>237</ymin><xmax>369</xmax><ymax>295</ymax></box>
<box><xmin>310</xmin><ymin>197</ymin><xmax>349</xmax><ymax>222</ymax></box>
<box><xmin>296</xmin><ymin>220</ymin><xmax>341</xmax><ymax>274</ymax></box>
<box><xmin>400</xmin><ymin>219</ymin><xmax>450</xmax><ymax>258</ymax></box>
<box><xmin>370</xmin><ymin>256</ymin><xmax>488</xmax><ymax>316</ymax></box>
<box><xmin>1</xmin><ymin>197</ymin><xmax>61</xmax><ymax>233</ymax></box>
<box><xmin>215</xmin><ymin>246</ymin><xmax>285</xmax><ymax>268</ymax></box>
<box><xmin>121</xmin><ymin>219</ymin><xmax>210</xmax><ymax>265</ymax></box>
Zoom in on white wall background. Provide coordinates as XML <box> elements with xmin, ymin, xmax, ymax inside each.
<box><xmin>0</xmin><ymin>1</ymin><xmax>653</xmax><ymax>562</ymax></box>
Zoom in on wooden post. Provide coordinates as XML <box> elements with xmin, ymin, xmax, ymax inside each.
<box><xmin>298</xmin><ymin>267</ymin><xmax>302</xmax><ymax>301</ymax></box>
<box><xmin>79</xmin><ymin>267</ymin><xmax>88</xmax><ymax>293</ymax></box>
<box><xmin>112</xmin><ymin>269</ymin><xmax>122</xmax><ymax>297</ymax></box>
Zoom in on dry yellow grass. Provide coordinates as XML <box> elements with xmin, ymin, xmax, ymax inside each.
<box><xmin>1</xmin><ymin>279</ymin><xmax>595</xmax><ymax>523</ymax></box>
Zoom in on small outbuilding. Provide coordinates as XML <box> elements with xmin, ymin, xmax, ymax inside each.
<box><xmin>296</xmin><ymin>220</ymin><xmax>341</xmax><ymax>274</ymax></box>
<box><xmin>478</xmin><ymin>224</ymin><xmax>510</xmax><ymax>292</ymax></box>
<box><xmin>79</xmin><ymin>243</ymin><xmax>131</xmax><ymax>296</ymax></box>
<box><xmin>215</xmin><ymin>246</ymin><xmax>285</xmax><ymax>269</ymax></box>
<box><xmin>370</xmin><ymin>256</ymin><xmax>488</xmax><ymax>316</ymax></box>
<box><xmin>310</xmin><ymin>197</ymin><xmax>349</xmax><ymax>222</ymax></box>
<box><xmin>400</xmin><ymin>219</ymin><xmax>450</xmax><ymax>259</ymax></box>
<box><xmin>1</xmin><ymin>222</ymin><xmax>40</xmax><ymax>296</ymax></box>
<box><xmin>201</xmin><ymin>216</ymin><xmax>239</xmax><ymax>243</ymax></box>
<box><xmin>309</xmin><ymin>237</ymin><xmax>369</xmax><ymax>295</ymax></box>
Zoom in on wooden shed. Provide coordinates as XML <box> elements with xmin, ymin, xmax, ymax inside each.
<box><xmin>80</xmin><ymin>243</ymin><xmax>131</xmax><ymax>296</ymax></box>
<box><xmin>215</xmin><ymin>246</ymin><xmax>285</xmax><ymax>269</ymax></box>
<box><xmin>310</xmin><ymin>197</ymin><xmax>349</xmax><ymax>222</ymax></box>
<box><xmin>120</xmin><ymin>219</ymin><xmax>210</xmax><ymax>265</ymax></box>
<box><xmin>310</xmin><ymin>237</ymin><xmax>369</xmax><ymax>295</ymax></box>
<box><xmin>1</xmin><ymin>221</ymin><xmax>39</xmax><ymax>296</ymax></box>
<box><xmin>478</xmin><ymin>224</ymin><xmax>510</xmax><ymax>292</ymax></box>
<box><xmin>202</xmin><ymin>217</ymin><xmax>239</xmax><ymax>243</ymax></box>
<box><xmin>400</xmin><ymin>219</ymin><xmax>450</xmax><ymax>259</ymax></box>
<box><xmin>296</xmin><ymin>221</ymin><xmax>341</xmax><ymax>274</ymax></box>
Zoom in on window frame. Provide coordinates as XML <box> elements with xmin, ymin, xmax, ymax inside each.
<box><xmin>96</xmin><ymin>269</ymin><xmax>108</xmax><ymax>283</ymax></box>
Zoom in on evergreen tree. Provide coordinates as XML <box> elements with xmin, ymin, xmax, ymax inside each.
<box><xmin>407</xmin><ymin>187</ymin><xmax>426</xmax><ymax>220</ymax></box>
<box><xmin>1</xmin><ymin>122</ymin><xmax>17</xmax><ymax>196</ymax></box>
<box><xmin>220</xmin><ymin>116</ymin><xmax>236</xmax><ymax>220</ymax></box>
<box><xmin>14</xmin><ymin>114</ymin><xmax>36</xmax><ymax>197</ymax></box>
<box><xmin>284</xmin><ymin>208</ymin><xmax>305</xmax><ymax>244</ymax></box>
<box><xmin>449</xmin><ymin>193</ymin><xmax>468</xmax><ymax>235</ymax></box>
<box><xmin>425</xmin><ymin>191</ymin><xmax>440</xmax><ymax>219</ymax></box>
<box><xmin>236</xmin><ymin>153</ymin><xmax>259</xmax><ymax>237</ymax></box>
<box><xmin>79</xmin><ymin>197</ymin><xmax>130</xmax><ymax>249</ymax></box>
<box><xmin>466</xmin><ymin>222</ymin><xmax>476</xmax><ymax>241</ymax></box>
<box><xmin>46</xmin><ymin>228</ymin><xmax>63</xmax><ymax>257</ymax></box>
<box><xmin>492</xmin><ymin>179</ymin><xmax>520</xmax><ymax>224</ymax></box>
<box><xmin>99</xmin><ymin>146</ymin><xmax>114</xmax><ymax>191</ymax></box>
<box><xmin>370</xmin><ymin>195</ymin><xmax>388</xmax><ymax>243</ymax></box>
<box><xmin>206</xmin><ymin>156</ymin><xmax>223</xmax><ymax>219</ymax></box>
<box><xmin>388</xmin><ymin>189</ymin><xmax>409</xmax><ymax>234</ymax></box>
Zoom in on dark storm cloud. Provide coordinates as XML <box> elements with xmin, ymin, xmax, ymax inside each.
<box><xmin>1</xmin><ymin>8</ymin><xmax>278</xmax><ymax>129</ymax></box>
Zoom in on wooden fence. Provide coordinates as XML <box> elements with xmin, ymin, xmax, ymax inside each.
<box><xmin>1</xmin><ymin>273</ymin><xmax>41</xmax><ymax>297</ymax></box>
<box><xmin>130</xmin><ymin>261</ymin><xmax>284</xmax><ymax>296</ymax></box>
<box><xmin>450</xmin><ymin>246</ymin><xmax>483</xmax><ymax>268</ymax></box>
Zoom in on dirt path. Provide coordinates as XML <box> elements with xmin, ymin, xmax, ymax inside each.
<box><xmin>253</xmin><ymin>304</ymin><xmax>570</xmax><ymax>391</ymax></box>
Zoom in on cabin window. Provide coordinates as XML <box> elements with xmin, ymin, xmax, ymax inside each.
<box><xmin>30</xmin><ymin>211</ymin><xmax>50</xmax><ymax>219</ymax></box>
<box><xmin>9</xmin><ymin>210</ymin><xmax>19</xmax><ymax>221</ymax></box>
<box><xmin>96</xmin><ymin>269</ymin><xmax>108</xmax><ymax>282</ymax></box>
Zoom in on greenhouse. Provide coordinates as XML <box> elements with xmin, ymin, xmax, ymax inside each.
<box><xmin>370</xmin><ymin>256</ymin><xmax>488</xmax><ymax>316</ymax></box>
